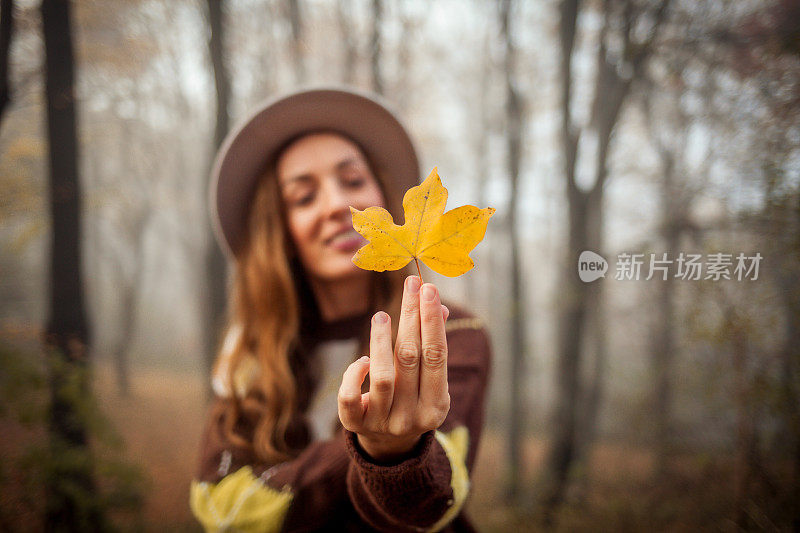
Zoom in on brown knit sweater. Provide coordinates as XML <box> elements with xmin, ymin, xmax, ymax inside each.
<box><xmin>190</xmin><ymin>305</ymin><xmax>491</xmax><ymax>532</ymax></box>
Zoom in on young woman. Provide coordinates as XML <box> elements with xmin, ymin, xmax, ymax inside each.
<box><xmin>190</xmin><ymin>88</ymin><xmax>492</xmax><ymax>532</ymax></box>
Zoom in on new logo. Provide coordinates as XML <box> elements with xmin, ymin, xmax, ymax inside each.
<box><xmin>578</xmin><ymin>250</ymin><xmax>608</xmax><ymax>283</ymax></box>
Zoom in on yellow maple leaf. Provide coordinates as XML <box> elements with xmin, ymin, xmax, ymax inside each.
<box><xmin>350</xmin><ymin>167</ymin><xmax>496</xmax><ymax>278</ymax></box>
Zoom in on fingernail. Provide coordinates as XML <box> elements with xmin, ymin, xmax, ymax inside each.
<box><xmin>407</xmin><ymin>275</ymin><xmax>420</xmax><ymax>292</ymax></box>
<box><xmin>359</xmin><ymin>355</ymin><xmax>370</xmax><ymax>363</ymax></box>
<box><xmin>373</xmin><ymin>311</ymin><xmax>388</xmax><ymax>324</ymax></box>
<box><xmin>442</xmin><ymin>305</ymin><xmax>450</xmax><ymax>321</ymax></box>
<box><xmin>422</xmin><ymin>284</ymin><xmax>437</xmax><ymax>302</ymax></box>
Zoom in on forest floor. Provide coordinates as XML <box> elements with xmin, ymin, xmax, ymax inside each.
<box><xmin>1</xmin><ymin>360</ymin><xmax>795</xmax><ymax>531</ymax></box>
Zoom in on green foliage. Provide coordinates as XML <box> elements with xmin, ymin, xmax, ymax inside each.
<box><xmin>0</xmin><ymin>342</ymin><xmax>149</xmax><ymax>531</ymax></box>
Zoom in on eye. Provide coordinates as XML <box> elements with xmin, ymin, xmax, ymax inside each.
<box><xmin>293</xmin><ymin>193</ymin><xmax>314</xmax><ymax>207</ymax></box>
<box><xmin>284</xmin><ymin>187</ymin><xmax>315</xmax><ymax>207</ymax></box>
<box><xmin>342</xmin><ymin>174</ymin><xmax>366</xmax><ymax>188</ymax></box>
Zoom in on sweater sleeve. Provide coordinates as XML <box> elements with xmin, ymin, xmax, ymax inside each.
<box><xmin>190</xmin><ymin>398</ymin><xmax>354</xmax><ymax>532</ymax></box>
<box><xmin>344</xmin><ymin>310</ymin><xmax>492</xmax><ymax>532</ymax></box>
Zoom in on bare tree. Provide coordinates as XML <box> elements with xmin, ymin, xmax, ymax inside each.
<box><xmin>641</xmin><ymin>72</ymin><xmax>690</xmax><ymax>473</ymax></box>
<box><xmin>465</xmin><ymin>1</ymin><xmax>496</xmax><ymax>308</ymax></box>
<box><xmin>500</xmin><ymin>0</ymin><xmax>527</xmax><ymax>503</ymax></box>
<box><xmin>204</xmin><ymin>0</ymin><xmax>231</xmax><ymax>396</ymax></box>
<box><xmin>370</xmin><ymin>0</ymin><xmax>383</xmax><ymax>94</ymax></box>
<box><xmin>730</xmin><ymin>4</ymin><xmax>800</xmax><ymax>522</ymax></box>
<box><xmin>771</xmin><ymin>195</ymin><xmax>800</xmax><ymax>530</ymax></box>
<box><xmin>104</xmin><ymin>103</ymin><xmax>164</xmax><ymax>396</ymax></box>
<box><xmin>773</xmin><ymin>193</ymin><xmax>800</xmax><ymax>531</ymax></box>
<box><xmin>544</xmin><ymin>0</ymin><xmax>671</xmax><ymax>521</ymax></box>
<box><xmin>393</xmin><ymin>0</ymin><xmax>414</xmax><ymax>113</ymax></box>
<box><xmin>108</xmin><ymin>115</ymin><xmax>150</xmax><ymax>396</ymax></box>
<box><xmin>0</xmin><ymin>0</ymin><xmax>13</xmax><ymax>123</ymax></box>
<box><xmin>41</xmin><ymin>0</ymin><xmax>101</xmax><ymax>528</ymax></box>
<box><xmin>286</xmin><ymin>0</ymin><xmax>306</xmax><ymax>84</ymax></box>
<box><xmin>336</xmin><ymin>0</ymin><xmax>358</xmax><ymax>85</ymax></box>
<box><xmin>208</xmin><ymin>0</ymin><xmax>230</xmax><ymax>153</ymax></box>
<box><xmin>663</xmin><ymin>5</ymin><xmax>800</xmax><ymax>524</ymax></box>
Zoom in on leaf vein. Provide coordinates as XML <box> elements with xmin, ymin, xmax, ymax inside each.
<box><xmin>417</xmin><ymin>214</ymin><xmax>485</xmax><ymax>255</ymax></box>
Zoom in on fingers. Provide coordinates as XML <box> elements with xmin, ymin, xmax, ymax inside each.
<box><xmin>418</xmin><ymin>283</ymin><xmax>450</xmax><ymax>427</ymax></box>
<box><xmin>338</xmin><ymin>356</ymin><xmax>370</xmax><ymax>430</ymax></box>
<box><xmin>348</xmin><ymin>287</ymin><xmax>451</xmax><ymax>441</ymax></box>
<box><xmin>393</xmin><ymin>276</ymin><xmax>422</xmax><ymax>418</ymax></box>
<box><xmin>367</xmin><ymin>311</ymin><xmax>395</xmax><ymax>421</ymax></box>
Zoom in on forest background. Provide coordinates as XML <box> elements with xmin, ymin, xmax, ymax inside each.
<box><xmin>1</xmin><ymin>0</ymin><xmax>799</xmax><ymax>531</ymax></box>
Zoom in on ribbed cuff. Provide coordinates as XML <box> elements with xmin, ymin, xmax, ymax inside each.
<box><xmin>345</xmin><ymin>430</ymin><xmax>454</xmax><ymax>531</ymax></box>
<box><xmin>344</xmin><ymin>430</ymin><xmax>436</xmax><ymax>470</ymax></box>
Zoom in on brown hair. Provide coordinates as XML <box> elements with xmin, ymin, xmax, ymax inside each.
<box><xmin>215</xmin><ymin>138</ymin><xmax>408</xmax><ymax>464</ymax></box>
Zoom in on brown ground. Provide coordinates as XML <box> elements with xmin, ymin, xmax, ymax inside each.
<box><xmin>2</xmin><ymin>362</ymin><xmax>794</xmax><ymax>531</ymax></box>
<box><xmin>93</xmin><ymin>364</ymin><xmax>207</xmax><ymax>530</ymax></box>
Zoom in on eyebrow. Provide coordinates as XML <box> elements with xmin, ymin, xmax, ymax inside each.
<box><xmin>280</xmin><ymin>157</ymin><xmax>363</xmax><ymax>188</ymax></box>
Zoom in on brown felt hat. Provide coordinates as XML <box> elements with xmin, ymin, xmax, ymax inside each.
<box><xmin>210</xmin><ymin>87</ymin><xmax>421</xmax><ymax>259</ymax></box>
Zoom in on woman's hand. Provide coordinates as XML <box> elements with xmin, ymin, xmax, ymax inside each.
<box><xmin>338</xmin><ymin>275</ymin><xmax>451</xmax><ymax>462</ymax></box>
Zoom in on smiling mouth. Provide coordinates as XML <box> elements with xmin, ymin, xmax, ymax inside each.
<box><xmin>326</xmin><ymin>229</ymin><xmax>363</xmax><ymax>250</ymax></box>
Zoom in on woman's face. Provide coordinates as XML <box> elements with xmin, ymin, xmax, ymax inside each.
<box><xmin>277</xmin><ymin>132</ymin><xmax>386</xmax><ymax>284</ymax></box>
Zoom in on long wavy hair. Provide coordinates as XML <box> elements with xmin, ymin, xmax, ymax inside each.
<box><xmin>214</xmin><ymin>139</ymin><xmax>409</xmax><ymax>464</ymax></box>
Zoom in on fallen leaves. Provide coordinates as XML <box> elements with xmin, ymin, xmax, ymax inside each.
<box><xmin>350</xmin><ymin>167</ymin><xmax>495</xmax><ymax>278</ymax></box>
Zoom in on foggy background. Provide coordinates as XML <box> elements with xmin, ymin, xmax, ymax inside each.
<box><xmin>1</xmin><ymin>0</ymin><xmax>798</xmax><ymax>530</ymax></box>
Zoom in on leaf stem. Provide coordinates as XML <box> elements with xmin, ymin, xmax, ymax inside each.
<box><xmin>414</xmin><ymin>258</ymin><xmax>424</xmax><ymax>285</ymax></box>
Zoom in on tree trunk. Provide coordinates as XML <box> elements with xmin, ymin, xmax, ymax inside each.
<box><xmin>114</xmin><ymin>286</ymin><xmax>134</xmax><ymax>395</ymax></box>
<box><xmin>784</xmin><ymin>291</ymin><xmax>800</xmax><ymax>532</ymax></box>
<box><xmin>209</xmin><ymin>0</ymin><xmax>230</xmax><ymax>153</ymax></box>
<box><xmin>500</xmin><ymin>0</ymin><xmax>529</xmax><ymax>504</ymax></box>
<box><xmin>574</xmin><ymin>203</ymin><xmax>607</xmax><ymax>489</ymax></box>
<box><xmin>41</xmin><ymin>0</ymin><xmax>101</xmax><ymax>529</ymax></box>
<box><xmin>543</xmin><ymin>0</ymin><xmax>670</xmax><ymax>521</ymax></box>
<box><xmin>729</xmin><ymin>310</ymin><xmax>756</xmax><ymax>529</ymax></box>
<box><xmin>0</xmin><ymin>0</ymin><xmax>13</xmax><ymax>123</ymax></box>
<box><xmin>370</xmin><ymin>0</ymin><xmax>383</xmax><ymax>95</ymax></box>
<box><xmin>205</xmin><ymin>0</ymin><xmax>231</xmax><ymax>397</ymax></box>
<box><xmin>501</xmin><ymin>0</ymin><xmax>527</xmax><ymax>504</ymax></box>
<box><xmin>466</xmin><ymin>15</ymin><xmax>493</xmax><ymax>307</ymax></box>
<box><xmin>541</xmin><ymin>0</ymin><xmax>582</xmax><ymax>521</ymax></box>
<box><xmin>113</xmin><ymin>213</ymin><xmax>148</xmax><ymax>397</ymax></box>
<box><xmin>394</xmin><ymin>0</ymin><xmax>413</xmax><ymax>113</ymax></box>
<box><xmin>286</xmin><ymin>0</ymin><xmax>306</xmax><ymax>84</ymax></box>
<box><xmin>773</xmin><ymin>195</ymin><xmax>800</xmax><ymax>530</ymax></box>
<box><xmin>544</xmin><ymin>191</ymin><xmax>589</xmax><ymax>524</ymax></box>
<box><xmin>652</xmin><ymin>147</ymin><xmax>678</xmax><ymax>475</ymax></box>
<box><xmin>336</xmin><ymin>0</ymin><xmax>357</xmax><ymax>85</ymax></box>
<box><xmin>110</xmin><ymin>116</ymin><xmax>146</xmax><ymax>397</ymax></box>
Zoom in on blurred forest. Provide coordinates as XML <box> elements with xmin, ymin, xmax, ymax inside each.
<box><xmin>1</xmin><ymin>0</ymin><xmax>799</xmax><ymax>531</ymax></box>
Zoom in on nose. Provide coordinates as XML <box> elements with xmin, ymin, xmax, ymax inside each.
<box><xmin>320</xmin><ymin>178</ymin><xmax>352</xmax><ymax>219</ymax></box>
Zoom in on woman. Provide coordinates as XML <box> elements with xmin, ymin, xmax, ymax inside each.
<box><xmin>190</xmin><ymin>88</ymin><xmax>492</xmax><ymax>532</ymax></box>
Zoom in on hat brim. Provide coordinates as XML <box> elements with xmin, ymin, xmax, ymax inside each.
<box><xmin>210</xmin><ymin>87</ymin><xmax>420</xmax><ymax>259</ymax></box>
